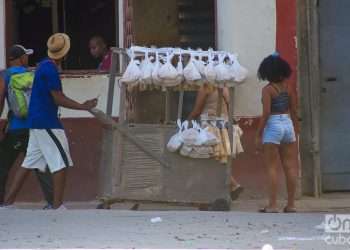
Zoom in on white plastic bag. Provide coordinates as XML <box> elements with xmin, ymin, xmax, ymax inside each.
<box><xmin>199</xmin><ymin>127</ymin><xmax>219</xmax><ymax>146</ymax></box>
<box><xmin>189</xmin><ymin>145</ymin><xmax>213</xmax><ymax>158</ymax></box>
<box><xmin>152</xmin><ymin>52</ymin><xmax>163</xmax><ymax>86</ymax></box>
<box><xmin>183</xmin><ymin>53</ymin><xmax>202</xmax><ymax>84</ymax></box>
<box><xmin>167</xmin><ymin>120</ymin><xmax>184</xmax><ymax>152</ymax></box>
<box><xmin>158</xmin><ymin>52</ymin><xmax>178</xmax><ymax>81</ymax></box>
<box><xmin>174</xmin><ymin>53</ymin><xmax>184</xmax><ymax>86</ymax></box>
<box><xmin>139</xmin><ymin>52</ymin><xmax>153</xmax><ymax>85</ymax></box>
<box><xmin>215</xmin><ymin>54</ymin><xmax>231</xmax><ymax>84</ymax></box>
<box><xmin>232</xmin><ymin>55</ymin><xmax>248</xmax><ymax>83</ymax></box>
<box><xmin>181</xmin><ymin>120</ymin><xmax>200</xmax><ymax>146</ymax></box>
<box><xmin>193</xmin><ymin>53</ymin><xmax>206</xmax><ymax>77</ymax></box>
<box><xmin>204</xmin><ymin>52</ymin><xmax>217</xmax><ymax>84</ymax></box>
<box><xmin>180</xmin><ymin>145</ymin><xmax>193</xmax><ymax>157</ymax></box>
<box><xmin>228</xmin><ymin>54</ymin><xmax>248</xmax><ymax>83</ymax></box>
<box><xmin>121</xmin><ymin>51</ymin><xmax>142</xmax><ymax>85</ymax></box>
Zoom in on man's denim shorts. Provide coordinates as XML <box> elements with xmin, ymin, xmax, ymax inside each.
<box><xmin>263</xmin><ymin>114</ymin><xmax>296</xmax><ymax>145</ymax></box>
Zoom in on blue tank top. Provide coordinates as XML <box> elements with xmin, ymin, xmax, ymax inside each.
<box><xmin>270</xmin><ymin>84</ymin><xmax>289</xmax><ymax>113</ymax></box>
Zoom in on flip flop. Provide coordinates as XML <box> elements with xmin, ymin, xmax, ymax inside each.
<box><xmin>230</xmin><ymin>186</ymin><xmax>244</xmax><ymax>201</ymax></box>
<box><xmin>283</xmin><ymin>206</ymin><xmax>297</xmax><ymax>213</ymax></box>
<box><xmin>259</xmin><ymin>207</ymin><xmax>279</xmax><ymax>213</ymax></box>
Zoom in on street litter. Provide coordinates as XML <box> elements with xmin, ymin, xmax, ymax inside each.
<box><xmin>150</xmin><ymin>217</ymin><xmax>163</xmax><ymax>223</ymax></box>
<box><xmin>262</xmin><ymin>244</ymin><xmax>274</xmax><ymax>250</ymax></box>
<box><xmin>278</xmin><ymin>236</ymin><xmax>324</xmax><ymax>241</ymax></box>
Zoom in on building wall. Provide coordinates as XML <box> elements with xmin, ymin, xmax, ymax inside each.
<box><xmin>217</xmin><ymin>0</ymin><xmax>276</xmax><ymax>117</ymax></box>
<box><xmin>3</xmin><ymin>0</ymin><xmax>299</xmax><ymax>202</ymax></box>
<box><xmin>0</xmin><ymin>0</ymin><xmax>5</xmax><ymax>69</ymax></box>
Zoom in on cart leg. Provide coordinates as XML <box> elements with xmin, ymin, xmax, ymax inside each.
<box><xmin>130</xmin><ymin>203</ymin><xmax>140</xmax><ymax>210</ymax></box>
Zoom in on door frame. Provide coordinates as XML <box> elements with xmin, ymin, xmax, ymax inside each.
<box><xmin>297</xmin><ymin>0</ymin><xmax>322</xmax><ymax>197</ymax></box>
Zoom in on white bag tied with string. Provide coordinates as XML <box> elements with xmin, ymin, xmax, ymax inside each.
<box><xmin>167</xmin><ymin>119</ymin><xmax>184</xmax><ymax>152</ymax></box>
<box><xmin>204</xmin><ymin>52</ymin><xmax>217</xmax><ymax>84</ymax></box>
<box><xmin>193</xmin><ymin>53</ymin><xmax>206</xmax><ymax>77</ymax></box>
<box><xmin>174</xmin><ymin>52</ymin><xmax>184</xmax><ymax>85</ymax></box>
<box><xmin>190</xmin><ymin>121</ymin><xmax>217</xmax><ymax>146</ymax></box>
<box><xmin>152</xmin><ymin>52</ymin><xmax>163</xmax><ymax>86</ymax></box>
<box><xmin>230</xmin><ymin>54</ymin><xmax>248</xmax><ymax>83</ymax></box>
<box><xmin>199</xmin><ymin>126</ymin><xmax>219</xmax><ymax>146</ymax></box>
<box><xmin>158</xmin><ymin>52</ymin><xmax>178</xmax><ymax>80</ymax></box>
<box><xmin>139</xmin><ymin>51</ymin><xmax>153</xmax><ymax>85</ymax></box>
<box><xmin>181</xmin><ymin>120</ymin><xmax>200</xmax><ymax>146</ymax></box>
<box><xmin>215</xmin><ymin>54</ymin><xmax>231</xmax><ymax>84</ymax></box>
<box><xmin>121</xmin><ymin>50</ymin><xmax>142</xmax><ymax>86</ymax></box>
<box><xmin>183</xmin><ymin>53</ymin><xmax>202</xmax><ymax>84</ymax></box>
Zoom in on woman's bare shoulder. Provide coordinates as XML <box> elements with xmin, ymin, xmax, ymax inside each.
<box><xmin>262</xmin><ymin>84</ymin><xmax>273</xmax><ymax>94</ymax></box>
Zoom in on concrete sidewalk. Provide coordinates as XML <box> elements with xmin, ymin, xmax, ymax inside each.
<box><xmin>1</xmin><ymin>195</ymin><xmax>349</xmax><ymax>249</ymax></box>
<box><xmin>0</xmin><ymin>209</ymin><xmax>341</xmax><ymax>249</ymax></box>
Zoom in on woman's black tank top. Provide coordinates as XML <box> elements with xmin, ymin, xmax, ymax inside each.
<box><xmin>270</xmin><ymin>84</ymin><xmax>289</xmax><ymax>113</ymax></box>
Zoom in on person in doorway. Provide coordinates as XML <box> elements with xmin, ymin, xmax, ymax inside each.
<box><xmin>0</xmin><ymin>45</ymin><xmax>54</xmax><ymax>208</ymax></box>
<box><xmin>255</xmin><ymin>53</ymin><xmax>299</xmax><ymax>213</ymax></box>
<box><xmin>3</xmin><ymin>33</ymin><xmax>98</xmax><ymax>209</ymax></box>
<box><xmin>89</xmin><ymin>36</ymin><xmax>112</xmax><ymax>72</ymax></box>
<box><xmin>188</xmin><ymin>84</ymin><xmax>244</xmax><ymax>201</ymax></box>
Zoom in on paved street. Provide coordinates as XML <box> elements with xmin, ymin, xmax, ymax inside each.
<box><xmin>0</xmin><ymin>208</ymin><xmax>348</xmax><ymax>250</ymax></box>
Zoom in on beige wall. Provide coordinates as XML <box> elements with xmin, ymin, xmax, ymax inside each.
<box><xmin>217</xmin><ymin>0</ymin><xmax>276</xmax><ymax>117</ymax></box>
<box><xmin>1</xmin><ymin>75</ymin><xmax>121</xmax><ymax>119</ymax></box>
<box><xmin>60</xmin><ymin>75</ymin><xmax>120</xmax><ymax>118</ymax></box>
<box><xmin>0</xmin><ymin>0</ymin><xmax>5</xmax><ymax>69</ymax></box>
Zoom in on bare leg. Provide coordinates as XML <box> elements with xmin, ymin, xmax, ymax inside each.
<box><xmin>230</xmin><ymin>176</ymin><xmax>243</xmax><ymax>200</ymax></box>
<box><xmin>231</xmin><ymin>176</ymin><xmax>240</xmax><ymax>189</ymax></box>
<box><xmin>52</xmin><ymin>168</ymin><xmax>67</xmax><ymax>209</ymax></box>
<box><xmin>280</xmin><ymin>142</ymin><xmax>298</xmax><ymax>210</ymax></box>
<box><xmin>263</xmin><ymin>143</ymin><xmax>280</xmax><ymax>210</ymax></box>
<box><xmin>4</xmin><ymin>167</ymin><xmax>31</xmax><ymax>205</ymax></box>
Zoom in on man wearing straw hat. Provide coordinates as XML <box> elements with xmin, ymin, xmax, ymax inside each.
<box><xmin>3</xmin><ymin>33</ymin><xmax>98</xmax><ymax>209</ymax></box>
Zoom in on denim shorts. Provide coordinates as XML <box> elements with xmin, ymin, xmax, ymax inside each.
<box><xmin>263</xmin><ymin>114</ymin><xmax>296</xmax><ymax>145</ymax></box>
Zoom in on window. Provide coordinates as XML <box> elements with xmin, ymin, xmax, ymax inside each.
<box><xmin>6</xmin><ymin>0</ymin><xmax>118</xmax><ymax>71</ymax></box>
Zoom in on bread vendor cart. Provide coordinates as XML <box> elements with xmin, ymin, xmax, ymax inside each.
<box><xmin>91</xmin><ymin>47</ymin><xmax>240</xmax><ymax>209</ymax></box>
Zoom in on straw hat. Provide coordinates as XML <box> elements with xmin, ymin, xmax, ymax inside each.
<box><xmin>47</xmin><ymin>33</ymin><xmax>71</xmax><ymax>60</ymax></box>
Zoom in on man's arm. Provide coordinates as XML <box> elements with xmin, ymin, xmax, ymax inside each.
<box><xmin>51</xmin><ymin>90</ymin><xmax>97</xmax><ymax>111</ymax></box>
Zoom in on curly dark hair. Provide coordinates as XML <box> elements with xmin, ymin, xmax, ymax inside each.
<box><xmin>258</xmin><ymin>54</ymin><xmax>292</xmax><ymax>83</ymax></box>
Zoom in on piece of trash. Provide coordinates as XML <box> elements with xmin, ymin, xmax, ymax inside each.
<box><xmin>150</xmin><ymin>217</ymin><xmax>162</xmax><ymax>223</ymax></box>
<box><xmin>314</xmin><ymin>222</ymin><xmax>325</xmax><ymax>230</ymax></box>
<box><xmin>278</xmin><ymin>236</ymin><xmax>324</xmax><ymax>241</ymax></box>
<box><xmin>262</xmin><ymin>244</ymin><xmax>274</xmax><ymax>250</ymax></box>
<box><xmin>260</xmin><ymin>229</ymin><xmax>270</xmax><ymax>234</ymax></box>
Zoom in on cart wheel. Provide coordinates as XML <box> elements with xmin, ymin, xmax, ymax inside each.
<box><xmin>96</xmin><ymin>202</ymin><xmax>111</xmax><ymax>209</ymax></box>
<box><xmin>208</xmin><ymin>198</ymin><xmax>231</xmax><ymax>211</ymax></box>
<box><xmin>130</xmin><ymin>203</ymin><xmax>139</xmax><ymax>210</ymax></box>
<box><xmin>198</xmin><ymin>203</ymin><xmax>210</xmax><ymax>211</ymax></box>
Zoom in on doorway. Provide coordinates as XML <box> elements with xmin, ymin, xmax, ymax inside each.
<box><xmin>319</xmin><ymin>0</ymin><xmax>350</xmax><ymax>191</ymax></box>
<box><xmin>6</xmin><ymin>0</ymin><xmax>117</xmax><ymax>70</ymax></box>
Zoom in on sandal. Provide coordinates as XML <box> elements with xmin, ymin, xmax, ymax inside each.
<box><xmin>283</xmin><ymin>206</ymin><xmax>297</xmax><ymax>213</ymax></box>
<box><xmin>230</xmin><ymin>186</ymin><xmax>244</xmax><ymax>201</ymax></box>
<box><xmin>259</xmin><ymin>207</ymin><xmax>279</xmax><ymax>213</ymax></box>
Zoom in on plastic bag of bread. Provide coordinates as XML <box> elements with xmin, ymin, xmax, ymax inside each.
<box><xmin>167</xmin><ymin>119</ymin><xmax>184</xmax><ymax>152</ymax></box>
